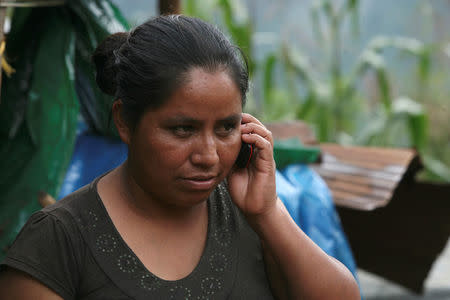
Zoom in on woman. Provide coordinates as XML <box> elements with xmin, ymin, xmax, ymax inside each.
<box><xmin>0</xmin><ymin>15</ymin><xmax>359</xmax><ymax>299</ymax></box>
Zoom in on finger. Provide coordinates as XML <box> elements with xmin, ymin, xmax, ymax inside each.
<box><xmin>241</xmin><ymin>123</ymin><xmax>273</xmax><ymax>145</ymax></box>
<box><xmin>241</xmin><ymin>113</ymin><xmax>273</xmax><ymax>145</ymax></box>
<box><xmin>242</xmin><ymin>133</ymin><xmax>274</xmax><ymax>162</ymax></box>
<box><xmin>241</xmin><ymin>113</ymin><xmax>265</xmax><ymax>127</ymax></box>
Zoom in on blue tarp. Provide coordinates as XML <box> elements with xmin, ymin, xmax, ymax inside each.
<box><xmin>58</xmin><ymin>132</ymin><xmax>127</xmax><ymax>198</ymax></box>
<box><xmin>276</xmin><ymin>165</ymin><xmax>358</xmax><ymax>280</ymax></box>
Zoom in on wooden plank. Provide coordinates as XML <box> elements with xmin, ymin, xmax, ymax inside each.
<box><xmin>332</xmin><ymin>190</ymin><xmax>389</xmax><ymax>210</ymax></box>
<box><xmin>314</xmin><ymin>144</ymin><xmax>418</xmax><ymax>209</ymax></box>
<box><xmin>321</xmin><ymin>143</ymin><xmax>417</xmax><ymax>166</ymax></box>
<box><xmin>313</xmin><ymin>167</ymin><xmax>398</xmax><ymax>190</ymax></box>
<box><xmin>321</xmin><ymin>153</ymin><xmax>408</xmax><ymax>174</ymax></box>
<box><xmin>326</xmin><ymin>180</ymin><xmax>392</xmax><ymax>199</ymax></box>
<box><xmin>314</xmin><ymin>161</ymin><xmax>403</xmax><ymax>181</ymax></box>
<box><xmin>313</xmin><ymin>164</ymin><xmax>395</xmax><ymax>209</ymax></box>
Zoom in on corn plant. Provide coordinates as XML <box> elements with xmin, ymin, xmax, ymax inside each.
<box><xmin>183</xmin><ymin>0</ymin><xmax>450</xmax><ymax>181</ymax></box>
<box><xmin>277</xmin><ymin>0</ymin><xmax>450</xmax><ymax>181</ymax></box>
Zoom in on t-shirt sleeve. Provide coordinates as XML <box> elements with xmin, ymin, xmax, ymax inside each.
<box><xmin>0</xmin><ymin>210</ymin><xmax>82</xmax><ymax>299</ymax></box>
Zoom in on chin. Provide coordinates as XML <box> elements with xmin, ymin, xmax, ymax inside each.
<box><xmin>185</xmin><ymin>188</ymin><xmax>216</xmax><ymax>201</ymax></box>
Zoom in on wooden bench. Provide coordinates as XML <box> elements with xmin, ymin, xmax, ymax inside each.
<box><xmin>267</xmin><ymin>121</ymin><xmax>450</xmax><ymax>293</ymax></box>
<box><xmin>267</xmin><ymin>121</ymin><xmax>421</xmax><ymax>210</ymax></box>
<box><xmin>313</xmin><ymin>143</ymin><xmax>420</xmax><ymax>210</ymax></box>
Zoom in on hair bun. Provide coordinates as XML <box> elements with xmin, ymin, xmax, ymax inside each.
<box><xmin>92</xmin><ymin>32</ymin><xmax>128</xmax><ymax>96</ymax></box>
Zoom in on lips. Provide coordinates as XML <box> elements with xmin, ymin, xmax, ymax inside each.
<box><xmin>180</xmin><ymin>174</ymin><xmax>218</xmax><ymax>191</ymax></box>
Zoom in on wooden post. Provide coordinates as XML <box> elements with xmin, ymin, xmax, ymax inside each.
<box><xmin>0</xmin><ymin>0</ymin><xmax>6</xmax><ymax>103</ymax></box>
<box><xmin>159</xmin><ymin>0</ymin><xmax>180</xmax><ymax>15</ymax></box>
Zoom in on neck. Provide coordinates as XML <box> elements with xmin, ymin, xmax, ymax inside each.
<box><xmin>116</xmin><ymin>162</ymin><xmax>208</xmax><ymax>225</ymax></box>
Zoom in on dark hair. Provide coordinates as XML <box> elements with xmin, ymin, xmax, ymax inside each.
<box><xmin>92</xmin><ymin>15</ymin><xmax>249</xmax><ymax>128</ymax></box>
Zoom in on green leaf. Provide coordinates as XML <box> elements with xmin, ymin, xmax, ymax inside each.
<box><xmin>316</xmin><ymin>103</ymin><xmax>332</xmax><ymax>141</ymax></box>
<box><xmin>347</xmin><ymin>0</ymin><xmax>359</xmax><ymax>37</ymax></box>
<box><xmin>347</xmin><ymin>0</ymin><xmax>359</xmax><ymax>10</ymax></box>
<box><xmin>310</xmin><ymin>0</ymin><xmax>324</xmax><ymax>44</ymax></box>
<box><xmin>354</xmin><ymin>49</ymin><xmax>391</xmax><ymax>112</ymax></box>
<box><xmin>263</xmin><ymin>54</ymin><xmax>277</xmax><ymax>106</ymax></box>
<box><xmin>418</xmin><ymin>48</ymin><xmax>431</xmax><ymax>83</ymax></box>
<box><xmin>422</xmin><ymin>155</ymin><xmax>450</xmax><ymax>182</ymax></box>
<box><xmin>183</xmin><ymin>0</ymin><xmax>197</xmax><ymax>16</ymax></box>
<box><xmin>218</xmin><ymin>0</ymin><xmax>253</xmax><ymax>74</ymax></box>
<box><xmin>262</xmin><ymin>89</ymin><xmax>297</xmax><ymax>121</ymax></box>
<box><xmin>312</xmin><ymin>0</ymin><xmax>333</xmax><ymax>19</ymax></box>
<box><xmin>392</xmin><ymin>97</ymin><xmax>428</xmax><ymax>151</ymax></box>
<box><xmin>182</xmin><ymin>0</ymin><xmax>218</xmax><ymax>20</ymax></box>
<box><xmin>282</xmin><ymin>45</ymin><xmax>314</xmax><ymax>85</ymax></box>
<box><xmin>376</xmin><ymin>68</ymin><xmax>391</xmax><ymax>113</ymax></box>
<box><xmin>355</xmin><ymin>115</ymin><xmax>387</xmax><ymax>145</ymax></box>
<box><xmin>297</xmin><ymin>92</ymin><xmax>317</xmax><ymax>119</ymax></box>
<box><xmin>367</xmin><ymin>36</ymin><xmax>430</xmax><ymax>73</ymax></box>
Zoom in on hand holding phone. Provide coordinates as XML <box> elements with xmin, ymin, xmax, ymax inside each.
<box><xmin>228</xmin><ymin>113</ymin><xmax>277</xmax><ymax>218</ymax></box>
<box><xmin>235</xmin><ymin>143</ymin><xmax>253</xmax><ymax>169</ymax></box>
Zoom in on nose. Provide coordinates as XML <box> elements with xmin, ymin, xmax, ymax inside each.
<box><xmin>190</xmin><ymin>135</ymin><xmax>219</xmax><ymax>168</ymax></box>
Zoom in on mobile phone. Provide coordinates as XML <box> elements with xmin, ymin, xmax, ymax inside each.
<box><xmin>235</xmin><ymin>143</ymin><xmax>253</xmax><ymax>168</ymax></box>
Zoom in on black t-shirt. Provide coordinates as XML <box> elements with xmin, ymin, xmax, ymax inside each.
<box><xmin>1</xmin><ymin>177</ymin><xmax>275</xmax><ymax>299</ymax></box>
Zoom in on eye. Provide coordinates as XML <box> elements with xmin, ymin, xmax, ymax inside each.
<box><xmin>171</xmin><ymin>125</ymin><xmax>195</xmax><ymax>137</ymax></box>
<box><xmin>216</xmin><ymin>122</ymin><xmax>237</xmax><ymax>136</ymax></box>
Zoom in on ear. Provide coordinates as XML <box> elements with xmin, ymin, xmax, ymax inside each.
<box><xmin>112</xmin><ymin>100</ymin><xmax>131</xmax><ymax>145</ymax></box>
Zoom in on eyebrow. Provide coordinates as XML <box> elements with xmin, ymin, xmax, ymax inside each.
<box><xmin>165</xmin><ymin>114</ymin><xmax>242</xmax><ymax>124</ymax></box>
<box><xmin>219</xmin><ymin>114</ymin><xmax>242</xmax><ymax>123</ymax></box>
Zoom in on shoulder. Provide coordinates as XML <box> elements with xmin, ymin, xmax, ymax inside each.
<box><xmin>0</xmin><ymin>209</ymin><xmax>82</xmax><ymax>299</ymax></box>
<box><xmin>0</xmin><ymin>184</ymin><xmax>96</xmax><ymax>299</ymax></box>
<box><xmin>43</xmin><ymin>182</ymin><xmax>95</xmax><ymax>218</ymax></box>
<box><xmin>8</xmin><ymin>188</ymin><xmax>89</xmax><ymax>258</ymax></box>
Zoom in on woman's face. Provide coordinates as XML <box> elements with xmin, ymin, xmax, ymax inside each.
<box><xmin>124</xmin><ymin>68</ymin><xmax>243</xmax><ymax>207</ymax></box>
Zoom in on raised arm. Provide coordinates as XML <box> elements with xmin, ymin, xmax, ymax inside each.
<box><xmin>228</xmin><ymin>113</ymin><xmax>360</xmax><ymax>300</ymax></box>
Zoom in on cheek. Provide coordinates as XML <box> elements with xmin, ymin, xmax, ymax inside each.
<box><xmin>131</xmin><ymin>133</ymin><xmax>188</xmax><ymax>171</ymax></box>
<box><xmin>148</xmin><ymin>139</ymin><xmax>191</xmax><ymax>169</ymax></box>
<box><xmin>156</xmin><ymin>147</ymin><xmax>191</xmax><ymax>169</ymax></box>
<box><xmin>218</xmin><ymin>134</ymin><xmax>242</xmax><ymax>168</ymax></box>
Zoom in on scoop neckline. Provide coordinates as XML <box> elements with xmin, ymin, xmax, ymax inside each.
<box><xmin>90</xmin><ymin>174</ymin><xmax>214</xmax><ymax>284</ymax></box>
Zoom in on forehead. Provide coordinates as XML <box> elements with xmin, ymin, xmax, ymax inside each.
<box><xmin>153</xmin><ymin>68</ymin><xmax>242</xmax><ymax>119</ymax></box>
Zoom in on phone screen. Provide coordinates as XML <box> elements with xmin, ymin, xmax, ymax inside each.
<box><xmin>235</xmin><ymin>143</ymin><xmax>253</xmax><ymax>168</ymax></box>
